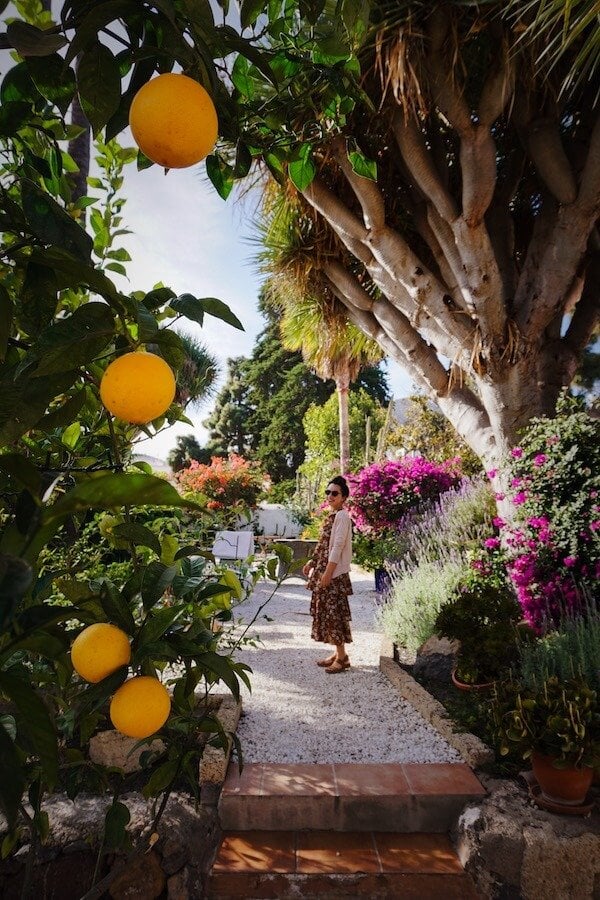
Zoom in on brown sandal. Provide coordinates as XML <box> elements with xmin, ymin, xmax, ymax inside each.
<box><xmin>325</xmin><ymin>655</ymin><xmax>350</xmax><ymax>674</ymax></box>
<box><xmin>316</xmin><ymin>654</ymin><xmax>337</xmax><ymax>668</ymax></box>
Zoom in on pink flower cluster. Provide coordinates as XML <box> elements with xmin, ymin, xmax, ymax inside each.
<box><xmin>346</xmin><ymin>456</ymin><xmax>461</xmax><ymax>534</ymax></box>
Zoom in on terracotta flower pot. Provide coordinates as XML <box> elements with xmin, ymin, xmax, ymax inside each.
<box><xmin>531</xmin><ymin>750</ymin><xmax>594</xmax><ymax>806</ymax></box>
<box><xmin>451</xmin><ymin>667</ymin><xmax>494</xmax><ymax>691</ymax></box>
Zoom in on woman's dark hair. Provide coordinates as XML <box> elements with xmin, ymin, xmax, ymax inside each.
<box><xmin>328</xmin><ymin>475</ymin><xmax>349</xmax><ymax>498</ymax></box>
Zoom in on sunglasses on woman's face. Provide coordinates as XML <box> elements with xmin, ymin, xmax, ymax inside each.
<box><xmin>325</xmin><ymin>489</ymin><xmax>340</xmax><ymax>496</ymax></box>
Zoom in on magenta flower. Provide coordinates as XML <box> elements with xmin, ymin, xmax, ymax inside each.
<box><xmin>486</xmin><ymin>468</ymin><xmax>498</xmax><ymax>479</ymax></box>
<box><xmin>511</xmin><ymin>447</ymin><xmax>523</xmax><ymax>459</ymax></box>
<box><xmin>533</xmin><ymin>454</ymin><xmax>547</xmax><ymax>467</ymax></box>
<box><xmin>484</xmin><ymin>537</ymin><xmax>501</xmax><ymax>550</ymax></box>
<box><xmin>513</xmin><ymin>491</ymin><xmax>527</xmax><ymax>505</ymax></box>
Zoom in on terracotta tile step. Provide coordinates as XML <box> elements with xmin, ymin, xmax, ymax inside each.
<box><xmin>207</xmin><ymin>831</ymin><xmax>482</xmax><ymax>899</ymax></box>
<box><xmin>219</xmin><ymin>763</ymin><xmax>486</xmax><ymax>832</ymax></box>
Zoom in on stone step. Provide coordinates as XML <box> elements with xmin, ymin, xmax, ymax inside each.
<box><xmin>207</xmin><ymin>830</ymin><xmax>482</xmax><ymax>899</ymax></box>
<box><xmin>219</xmin><ymin>763</ymin><xmax>486</xmax><ymax>833</ymax></box>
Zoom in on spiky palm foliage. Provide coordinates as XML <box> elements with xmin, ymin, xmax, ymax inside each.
<box><xmin>506</xmin><ymin>0</ymin><xmax>600</xmax><ymax>100</ymax></box>
<box><xmin>175</xmin><ymin>333</ymin><xmax>219</xmax><ymax>410</ymax></box>
<box><xmin>257</xmin><ymin>184</ymin><xmax>383</xmax><ymax>473</ymax></box>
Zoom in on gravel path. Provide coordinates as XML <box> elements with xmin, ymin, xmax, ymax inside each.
<box><xmin>233</xmin><ymin>569</ymin><xmax>461</xmax><ymax>765</ymax></box>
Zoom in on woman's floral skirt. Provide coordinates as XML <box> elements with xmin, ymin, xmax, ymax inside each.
<box><xmin>310</xmin><ymin>574</ymin><xmax>353</xmax><ymax>645</ymax></box>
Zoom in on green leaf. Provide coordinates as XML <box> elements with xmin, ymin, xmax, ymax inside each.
<box><xmin>65</xmin><ymin>1</ymin><xmax>139</xmax><ymax>65</ymax></box>
<box><xmin>0</xmin><ymin>284</ymin><xmax>14</xmax><ymax>360</ymax></box>
<box><xmin>205</xmin><ymin>153</ymin><xmax>234</xmax><ymax>200</ymax></box>
<box><xmin>137</xmin><ymin>304</ymin><xmax>159</xmax><ymax>341</ymax></box>
<box><xmin>231</xmin><ymin>55</ymin><xmax>254</xmax><ymax>97</ymax></box>
<box><xmin>142</xmin><ymin>758</ymin><xmax>178</xmax><ymax>798</ymax></box>
<box><xmin>0</xmin><ymin>723</ymin><xmax>25</xmax><ymax>828</ymax></box>
<box><xmin>6</xmin><ymin>21</ymin><xmax>67</xmax><ymax>56</ymax></box>
<box><xmin>170</xmin><ymin>293</ymin><xmax>204</xmax><ymax>326</ymax></box>
<box><xmin>26</xmin><ymin>54</ymin><xmax>76</xmax><ymax>115</ymax></box>
<box><xmin>112</xmin><ymin>524</ymin><xmax>161</xmax><ymax>556</ymax></box>
<box><xmin>76</xmin><ymin>667</ymin><xmax>128</xmax><ymax>717</ymax></box>
<box><xmin>288</xmin><ymin>144</ymin><xmax>316</xmax><ymax>191</ymax></box>
<box><xmin>103</xmin><ymin>800</ymin><xmax>130</xmax><ymax>850</ymax></box>
<box><xmin>0</xmin><ymin>371</ymin><xmax>79</xmax><ymax>445</ymax></box>
<box><xmin>77</xmin><ymin>42</ymin><xmax>122</xmax><ymax>136</ymax></box>
<box><xmin>200</xmin><ymin>297</ymin><xmax>244</xmax><ymax>331</ymax></box>
<box><xmin>0</xmin><ymin>672</ymin><xmax>58</xmax><ymax>788</ymax></box>
<box><xmin>148</xmin><ymin>329</ymin><xmax>186</xmax><ymax>370</ymax></box>
<box><xmin>98</xmin><ymin>581</ymin><xmax>136</xmax><ymax>634</ymax></box>
<box><xmin>197</xmin><ymin>650</ymin><xmax>241</xmax><ymax>699</ymax></box>
<box><xmin>38</xmin><ymin>391</ymin><xmax>87</xmax><ymax>431</ymax></box>
<box><xmin>0</xmin><ymin>554</ymin><xmax>33</xmax><ymax>630</ymax></box>
<box><xmin>0</xmin><ymin>454</ymin><xmax>41</xmax><ymax>497</ymax></box>
<box><xmin>28</xmin><ymin>302</ymin><xmax>115</xmax><ymax>377</ymax></box>
<box><xmin>141</xmin><ymin>562</ymin><xmax>179</xmax><ymax>611</ymax></box>
<box><xmin>43</xmin><ymin>473</ymin><xmax>200</xmax><ymax>524</ymax></box>
<box><xmin>136</xmin><ymin>604</ymin><xmax>185</xmax><ymax>646</ymax></box>
<box><xmin>21</xmin><ymin>179</ymin><xmax>93</xmax><ymax>262</ymax></box>
<box><xmin>28</xmin><ymin>247</ymin><xmax>126</xmax><ymax>308</ymax></box>
<box><xmin>61</xmin><ymin>421</ymin><xmax>81</xmax><ymax>450</ymax></box>
<box><xmin>240</xmin><ymin>0</ymin><xmax>265</xmax><ymax>29</ymax></box>
<box><xmin>19</xmin><ymin>261</ymin><xmax>59</xmax><ymax>335</ymax></box>
<box><xmin>347</xmin><ymin>147</ymin><xmax>377</xmax><ymax>181</ymax></box>
<box><xmin>160</xmin><ymin>534</ymin><xmax>179</xmax><ymax>566</ymax></box>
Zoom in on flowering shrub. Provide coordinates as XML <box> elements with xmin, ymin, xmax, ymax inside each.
<box><xmin>175</xmin><ymin>454</ymin><xmax>266</xmax><ymax>511</ymax></box>
<box><xmin>489</xmin><ymin>395</ymin><xmax>600</xmax><ymax>630</ymax></box>
<box><xmin>347</xmin><ymin>456</ymin><xmax>462</xmax><ymax>535</ymax></box>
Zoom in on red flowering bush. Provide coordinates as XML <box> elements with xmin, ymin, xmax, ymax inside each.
<box><xmin>175</xmin><ymin>454</ymin><xmax>266</xmax><ymax>510</ymax></box>
<box><xmin>347</xmin><ymin>456</ymin><xmax>462</xmax><ymax>534</ymax></box>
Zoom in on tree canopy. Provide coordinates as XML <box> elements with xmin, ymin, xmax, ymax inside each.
<box><xmin>203</xmin><ymin>310</ymin><xmax>389</xmax><ymax>481</ymax></box>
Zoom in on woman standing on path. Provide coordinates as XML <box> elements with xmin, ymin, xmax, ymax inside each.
<box><xmin>303</xmin><ymin>476</ymin><xmax>353</xmax><ymax>674</ymax></box>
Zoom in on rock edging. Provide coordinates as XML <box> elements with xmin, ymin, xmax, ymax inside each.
<box><xmin>379</xmin><ymin>637</ymin><xmax>494</xmax><ymax>769</ymax></box>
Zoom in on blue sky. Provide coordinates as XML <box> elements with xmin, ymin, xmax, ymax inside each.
<box><xmin>115</xmin><ymin>154</ymin><xmax>414</xmax><ymax>461</ymax></box>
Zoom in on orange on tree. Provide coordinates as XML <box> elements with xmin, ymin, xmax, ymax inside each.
<box><xmin>110</xmin><ymin>676</ymin><xmax>171</xmax><ymax>739</ymax></box>
<box><xmin>71</xmin><ymin>623</ymin><xmax>131</xmax><ymax>684</ymax></box>
<box><xmin>100</xmin><ymin>351</ymin><xmax>176</xmax><ymax>424</ymax></box>
<box><xmin>129</xmin><ymin>72</ymin><xmax>218</xmax><ymax>168</ymax></box>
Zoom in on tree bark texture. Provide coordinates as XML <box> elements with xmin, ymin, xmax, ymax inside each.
<box><xmin>295</xmin><ymin>8</ymin><xmax>599</xmax><ymax>469</ymax></box>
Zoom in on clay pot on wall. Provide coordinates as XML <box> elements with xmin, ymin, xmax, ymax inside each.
<box><xmin>531</xmin><ymin>750</ymin><xmax>594</xmax><ymax>806</ymax></box>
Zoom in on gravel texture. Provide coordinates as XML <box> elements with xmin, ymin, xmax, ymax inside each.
<box><xmin>234</xmin><ymin>568</ymin><xmax>462</xmax><ymax>764</ymax></box>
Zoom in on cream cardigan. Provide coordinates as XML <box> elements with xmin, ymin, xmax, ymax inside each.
<box><xmin>327</xmin><ymin>507</ymin><xmax>353</xmax><ymax>577</ymax></box>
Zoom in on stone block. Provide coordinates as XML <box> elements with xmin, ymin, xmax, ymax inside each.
<box><xmin>89</xmin><ymin>730</ymin><xmax>165</xmax><ymax>774</ymax></box>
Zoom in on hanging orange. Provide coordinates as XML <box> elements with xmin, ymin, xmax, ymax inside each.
<box><xmin>100</xmin><ymin>351</ymin><xmax>176</xmax><ymax>424</ymax></box>
<box><xmin>129</xmin><ymin>72</ymin><xmax>218</xmax><ymax>168</ymax></box>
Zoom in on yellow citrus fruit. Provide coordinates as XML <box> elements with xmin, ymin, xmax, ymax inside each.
<box><xmin>129</xmin><ymin>72</ymin><xmax>218</xmax><ymax>168</ymax></box>
<box><xmin>71</xmin><ymin>623</ymin><xmax>131</xmax><ymax>684</ymax></box>
<box><xmin>110</xmin><ymin>676</ymin><xmax>171</xmax><ymax>739</ymax></box>
<box><xmin>100</xmin><ymin>351</ymin><xmax>176</xmax><ymax>424</ymax></box>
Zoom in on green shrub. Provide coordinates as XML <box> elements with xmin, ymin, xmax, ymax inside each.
<box><xmin>377</xmin><ymin>555</ymin><xmax>467</xmax><ymax>651</ymax></box>
<box><xmin>518</xmin><ymin>602</ymin><xmax>600</xmax><ymax>693</ymax></box>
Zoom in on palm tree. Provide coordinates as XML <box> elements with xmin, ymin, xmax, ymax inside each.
<box><xmin>175</xmin><ymin>333</ymin><xmax>219</xmax><ymax>409</ymax></box>
<box><xmin>258</xmin><ymin>185</ymin><xmax>383</xmax><ymax>474</ymax></box>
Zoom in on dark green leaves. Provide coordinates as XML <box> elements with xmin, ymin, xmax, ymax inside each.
<box><xmin>170</xmin><ymin>294</ymin><xmax>244</xmax><ymax>330</ymax></box>
<box><xmin>347</xmin><ymin>146</ymin><xmax>377</xmax><ymax>181</ymax></box>
<box><xmin>0</xmin><ymin>672</ymin><xmax>58</xmax><ymax>789</ymax></box>
<box><xmin>26</xmin><ymin>302</ymin><xmax>115</xmax><ymax>377</ymax></box>
<box><xmin>43</xmin><ymin>473</ymin><xmax>200</xmax><ymax>524</ymax></box>
<box><xmin>0</xmin><ymin>722</ymin><xmax>25</xmax><ymax>828</ymax></box>
<box><xmin>206</xmin><ymin>153</ymin><xmax>234</xmax><ymax>200</ymax></box>
<box><xmin>103</xmin><ymin>800</ymin><xmax>130</xmax><ymax>850</ymax></box>
<box><xmin>26</xmin><ymin>55</ymin><xmax>76</xmax><ymax>115</ymax></box>
<box><xmin>6</xmin><ymin>21</ymin><xmax>67</xmax><ymax>57</ymax></box>
<box><xmin>288</xmin><ymin>144</ymin><xmax>316</xmax><ymax>191</ymax></box>
<box><xmin>77</xmin><ymin>42</ymin><xmax>122</xmax><ymax>136</ymax></box>
<box><xmin>21</xmin><ymin>180</ymin><xmax>93</xmax><ymax>262</ymax></box>
<box><xmin>240</xmin><ymin>0</ymin><xmax>265</xmax><ymax>29</ymax></box>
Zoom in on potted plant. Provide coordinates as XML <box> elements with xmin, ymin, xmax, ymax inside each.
<box><xmin>435</xmin><ymin>581</ymin><xmax>525</xmax><ymax>688</ymax></box>
<box><xmin>492</xmin><ymin>675</ymin><xmax>600</xmax><ymax>805</ymax></box>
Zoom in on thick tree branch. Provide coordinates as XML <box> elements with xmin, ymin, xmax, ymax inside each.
<box><xmin>323</xmin><ymin>259</ymin><xmax>374</xmax><ymax>311</ymax></box>
<box><xmin>303</xmin><ymin>179</ymin><xmax>475</xmax><ymax>363</ymax></box>
<box><xmin>392</xmin><ymin>112</ymin><xmax>458</xmax><ymax>224</ymax></box>
<box><xmin>331</xmin><ymin>136</ymin><xmax>386</xmax><ymax>231</ymax></box>
<box><xmin>479</xmin><ymin>34</ymin><xmax>515</xmax><ymax>127</ymax></box>
<box><xmin>578</xmin><ymin>113</ymin><xmax>600</xmax><ymax>213</ymax></box>
<box><xmin>528</xmin><ymin>117</ymin><xmax>578</xmax><ymax>204</ymax></box>
<box><xmin>558</xmin><ymin>252</ymin><xmax>600</xmax><ymax>383</ymax></box>
<box><xmin>515</xmin><ymin>201</ymin><xmax>596</xmax><ymax>338</ymax></box>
